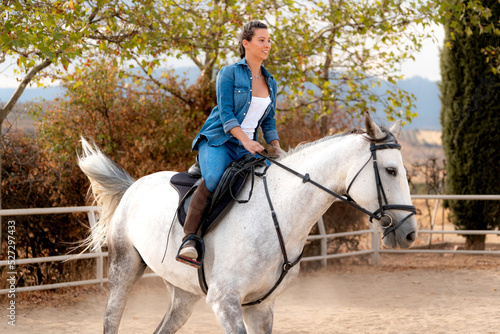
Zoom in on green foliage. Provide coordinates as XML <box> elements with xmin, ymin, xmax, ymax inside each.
<box><xmin>440</xmin><ymin>0</ymin><xmax>500</xmax><ymax>249</ymax></box>
<box><xmin>438</xmin><ymin>0</ymin><xmax>500</xmax><ymax>73</ymax></box>
<box><xmin>0</xmin><ymin>0</ymin><xmax>147</xmax><ymax>75</ymax></box>
<box><xmin>0</xmin><ymin>0</ymin><xmax>163</xmax><ymax>125</ymax></box>
<box><xmin>1</xmin><ymin>1</ymin><xmax>444</xmax><ymax>125</ymax></box>
<box><xmin>71</xmin><ymin>0</ymin><xmax>439</xmax><ymax>124</ymax></box>
<box><xmin>267</xmin><ymin>0</ymin><xmax>437</xmax><ymax>124</ymax></box>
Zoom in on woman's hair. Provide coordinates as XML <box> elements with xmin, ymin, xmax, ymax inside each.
<box><xmin>238</xmin><ymin>20</ymin><xmax>268</xmax><ymax>59</ymax></box>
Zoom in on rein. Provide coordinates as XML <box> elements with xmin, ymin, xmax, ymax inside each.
<box><xmin>263</xmin><ymin>142</ymin><xmax>416</xmax><ymax>239</ymax></box>
<box><xmin>216</xmin><ymin>140</ymin><xmax>416</xmax><ymax>307</ymax></box>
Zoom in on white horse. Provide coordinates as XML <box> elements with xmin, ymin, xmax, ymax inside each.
<box><xmin>78</xmin><ymin>113</ymin><xmax>417</xmax><ymax>333</ymax></box>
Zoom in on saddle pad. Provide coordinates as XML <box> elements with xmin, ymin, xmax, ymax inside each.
<box><xmin>170</xmin><ymin>171</ymin><xmax>200</xmax><ymax>202</ymax></box>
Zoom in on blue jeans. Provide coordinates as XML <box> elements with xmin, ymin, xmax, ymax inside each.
<box><xmin>197</xmin><ymin>138</ymin><xmax>252</xmax><ymax>193</ymax></box>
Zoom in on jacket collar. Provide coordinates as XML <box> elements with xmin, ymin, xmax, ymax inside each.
<box><xmin>237</xmin><ymin>57</ymin><xmax>272</xmax><ymax>80</ymax></box>
<box><xmin>237</xmin><ymin>57</ymin><xmax>248</xmax><ymax>66</ymax></box>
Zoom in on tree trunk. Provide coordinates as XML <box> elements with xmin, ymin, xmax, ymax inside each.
<box><xmin>465</xmin><ymin>234</ymin><xmax>486</xmax><ymax>250</ymax></box>
<box><xmin>0</xmin><ymin>58</ymin><xmax>52</xmax><ymax>125</ymax></box>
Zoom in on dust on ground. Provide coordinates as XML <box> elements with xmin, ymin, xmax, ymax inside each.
<box><xmin>3</xmin><ymin>253</ymin><xmax>499</xmax><ymax>334</ymax></box>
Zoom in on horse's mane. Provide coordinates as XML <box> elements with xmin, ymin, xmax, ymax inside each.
<box><xmin>278</xmin><ymin>126</ymin><xmax>397</xmax><ymax>160</ymax></box>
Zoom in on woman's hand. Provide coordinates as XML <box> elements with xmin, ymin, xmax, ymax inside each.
<box><xmin>242</xmin><ymin>139</ymin><xmax>265</xmax><ymax>155</ymax></box>
<box><xmin>272</xmin><ymin>145</ymin><xmax>283</xmax><ymax>158</ymax></box>
<box><xmin>229</xmin><ymin>126</ymin><xmax>265</xmax><ymax>155</ymax></box>
<box><xmin>270</xmin><ymin>140</ymin><xmax>282</xmax><ymax>158</ymax></box>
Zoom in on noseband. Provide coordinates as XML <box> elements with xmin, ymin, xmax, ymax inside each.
<box><xmin>265</xmin><ymin>141</ymin><xmax>416</xmax><ymax>239</ymax></box>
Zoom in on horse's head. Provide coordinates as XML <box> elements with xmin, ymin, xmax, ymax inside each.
<box><xmin>345</xmin><ymin>113</ymin><xmax>417</xmax><ymax>249</ymax></box>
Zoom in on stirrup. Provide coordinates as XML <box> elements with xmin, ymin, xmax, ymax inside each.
<box><xmin>176</xmin><ymin>255</ymin><xmax>201</xmax><ymax>269</ymax></box>
<box><xmin>176</xmin><ymin>236</ymin><xmax>203</xmax><ymax>269</ymax></box>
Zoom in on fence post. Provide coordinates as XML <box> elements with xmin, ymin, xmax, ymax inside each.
<box><xmin>316</xmin><ymin>216</ymin><xmax>327</xmax><ymax>267</ymax></box>
<box><xmin>371</xmin><ymin>223</ymin><xmax>380</xmax><ymax>266</ymax></box>
<box><xmin>427</xmin><ymin>198</ymin><xmax>441</xmax><ymax>248</ymax></box>
<box><xmin>87</xmin><ymin>209</ymin><xmax>104</xmax><ymax>287</ymax></box>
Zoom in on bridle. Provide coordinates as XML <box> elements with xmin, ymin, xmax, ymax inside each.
<box><xmin>343</xmin><ymin>142</ymin><xmax>416</xmax><ymax>238</ymax></box>
<box><xmin>264</xmin><ymin>139</ymin><xmax>416</xmax><ymax>239</ymax></box>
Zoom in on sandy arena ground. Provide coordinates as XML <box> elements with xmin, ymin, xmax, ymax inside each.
<box><xmin>3</xmin><ymin>253</ymin><xmax>500</xmax><ymax>334</ymax></box>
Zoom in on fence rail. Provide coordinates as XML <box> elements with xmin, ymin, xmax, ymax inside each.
<box><xmin>1</xmin><ymin>206</ymin><xmax>103</xmax><ymax>294</ymax></box>
<box><xmin>1</xmin><ymin>194</ymin><xmax>499</xmax><ymax>294</ymax></box>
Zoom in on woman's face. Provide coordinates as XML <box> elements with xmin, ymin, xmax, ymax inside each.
<box><xmin>243</xmin><ymin>28</ymin><xmax>271</xmax><ymax>61</ymax></box>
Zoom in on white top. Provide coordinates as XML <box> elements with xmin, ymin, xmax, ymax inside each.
<box><xmin>240</xmin><ymin>96</ymin><xmax>271</xmax><ymax>140</ymax></box>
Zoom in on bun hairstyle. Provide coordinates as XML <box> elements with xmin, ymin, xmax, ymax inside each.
<box><xmin>238</xmin><ymin>20</ymin><xmax>268</xmax><ymax>59</ymax></box>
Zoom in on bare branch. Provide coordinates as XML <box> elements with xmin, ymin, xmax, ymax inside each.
<box><xmin>128</xmin><ymin>56</ymin><xmax>191</xmax><ymax>104</ymax></box>
<box><xmin>0</xmin><ymin>58</ymin><xmax>52</xmax><ymax>125</ymax></box>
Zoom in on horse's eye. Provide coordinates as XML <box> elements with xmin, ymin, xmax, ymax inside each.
<box><xmin>386</xmin><ymin>167</ymin><xmax>397</xmax><ymax>177</ymax></box>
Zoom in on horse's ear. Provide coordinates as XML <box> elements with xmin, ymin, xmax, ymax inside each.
<box><xmin>389</xmin><ymin>120</ymin><xmax>402</xmax><ymax>140</ymax></box>
<box><xmin>364</xmin><ymin>112</ymin><xmax>385</xmax><ymax>140</ymax></box>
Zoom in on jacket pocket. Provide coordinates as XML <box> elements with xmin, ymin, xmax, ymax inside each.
<box><xmin>234</xmin><ymin>87</ymin><xmax>249</xmax><ymax>110</ymax></box>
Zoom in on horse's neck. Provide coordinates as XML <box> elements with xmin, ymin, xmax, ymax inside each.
<box><xmin>268</xmin><ymin>135</ymin><xmax>365</xmax><ymax>246</ymax></box>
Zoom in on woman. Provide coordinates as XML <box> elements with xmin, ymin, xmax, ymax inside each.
<box><xmin>177</xmin><ymin>20</ymin><xmax>282</xmax><ymax>264</ymax></box>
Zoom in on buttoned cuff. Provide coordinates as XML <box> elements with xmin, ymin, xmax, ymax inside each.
<box><xmin>264</xmin><ymin>130</ymin><xmax>279</xmax><ymax>144</ymax></box>
<box><xmin>223</xmin><ymin>119</ymin><xmax>241</xmax><ymax>134</ymax></box>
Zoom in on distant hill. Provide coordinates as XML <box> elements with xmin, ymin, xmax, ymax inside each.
<box><xmin>395</xmin><ymin>76</ymin><xmax>441</xmax><ymax>130</ymax></box>
<box><xmin>369</xmin><ymin>76</ymin><xmax>441</xmax><ymax>130</ymax></box>
<box><xmin>0</xmin><ymin>86</ymin><xmax>64</xmax><ymax>103</ymax></box>
<box><xmin>0</xmin><ymin>67</ymin><xmax>198</xmax><ymax>103</ymax></box>
<box><xmin>0</xmin><ymin>69</ymin><xmax>441</xmax><ymax>130</ymax></box>
<box><xmin>399</xmin><ymin>129</ymin><xmax>444</xmax><ymax>164</ymax></box>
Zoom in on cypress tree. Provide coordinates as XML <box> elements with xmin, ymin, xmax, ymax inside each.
<box><xmin>440</xmin><ymin>0</ymin><xmax>500</xmax><ymax>250</ymax></box>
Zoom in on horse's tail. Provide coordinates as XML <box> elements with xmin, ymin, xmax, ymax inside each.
<box><xmin>78</xmin><ymin>137</ymin><xmax>135</xmax><ymax>251</ymax></box>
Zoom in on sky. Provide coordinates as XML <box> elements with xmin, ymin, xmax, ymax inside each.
<box><xmin>398</xmin><ymin>24</ymin><xmax>444</xmax><ymax>82</ymax></box>
<box><xmin>0</xmin><ymin>25</ymin><xmax>445</xmax><ymax>88</ymax></box>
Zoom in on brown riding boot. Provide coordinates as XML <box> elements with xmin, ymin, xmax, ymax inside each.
<box><xmin>178</xmin><ymin>179</ymin><xmax>212</xmax><ymax>260</ymax></box>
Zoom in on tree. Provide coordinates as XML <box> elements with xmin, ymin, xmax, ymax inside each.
<box><xmin>2</xmin><ymin>0</ymin><xmax>442</xmax><ymax>128</ymax></box>
<box><xmin>37</xmin><ymin>59</ymin><xmax>204</xmax><ymax>176</ymax></box>
<box><xmin>440</xmin><ymin>0</ymin><xmax>500</xmax><ymax>250</ymax></box>
<box><xmin>267</xmin><ymin>0</ymin><xmax>438</xmax><ymax>130</ymax></box>
<box><xmin>0</xmin><ymin>0</ymin><xmax>155</xmax><ymax>249</ymax></box>
<box><xmin>0</xmin><ymin>0</ymin><xmax>151</xmax><ymax>125</ymax></box>
<box><xmin>109</xmin><ymin>0</ymin><xmax>438</xmax><ymax>126</ymax></box>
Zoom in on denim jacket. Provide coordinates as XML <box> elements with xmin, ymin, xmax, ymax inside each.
<box><xmin>192</xmin><ymin>58</ymin><xmax>279</xmax><ymax>151</ymax></box>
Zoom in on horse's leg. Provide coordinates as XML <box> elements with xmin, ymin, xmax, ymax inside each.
<box><xmin>242</xmin><ymin>302</ymin><xmax>275</xmax><ymax>334</ymax></box>
<box><xmin>153</xmin><ymin>282</ymin><xmax>201</xmax><ymax>334</ymax></box>
<box><xmin>103</xmin><ymin>242</ymin><xmax>146</xmax><ymax>334</ymax></box>
<box><xmin>206</xmin><ymin>285</ymin><xmax>247</xmax><ymax>333</ymax></box>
